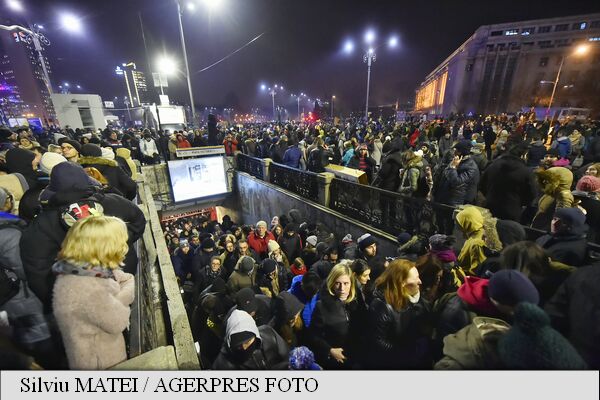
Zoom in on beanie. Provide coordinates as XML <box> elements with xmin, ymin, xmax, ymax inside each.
<box><xmin>40</xmin><ymin>152</ymin><xmax>67</xmax><ymax>175</ymax></box>
<box><xmin>59</xmin><ymin>138</ymin><xmax>82</xmax><ymax>154</ymax></box>
<box><xmin>235</xmin><ymin>287</ymin><xmax>258</xmax><ymax>314</ymax></box>
<box><xmin>358</xmin><ymin>233</ymin><xmax>376</xmax><ymax>251</ymax></box>
<box><xmin>179</xmin><ymin>239</ymin><xmax>189</xmax><ymax>248</ymax></box>
<box><xmin>396</xmin><ymin>232</ymin><xmax>412</xmax><ymax>245</ymax></box>
<box><xmin>553</xmin><ymin>207</ymin><xmax>587</xmax><ymax>235</ymax></box>
<box><xmin>238</xmin><ymin>256</ymin><xmax>255</xmax><ymax>274</ymax></box>
<box><xmin>498</xmin><ymin>302</ymin><xmax>587</xmax><ymax>369</ymax></box>
<box><xmin>0</xmin><ymin>127</ymin><xmax>15</xmax><ymax>142</ymax></box>
<box><xmin>488</xmin><ymin>270</ymin><xmax>539</xmax><ymax>307</ymax></box>
<box><xmin>229</xmin><ymin>331</ymin><xmax>256</xmax><ymax>349</ymax></box>
<box><xmin>306</xmin><ymin>235</ymin><xmax>317</xmax><ymax>247</ymax></box>
<box><xmin>201</xmin><ymin>238</ymin><xmax>216</xmax><ymax>250</ymax></box>
<box><xmin>256</xmin><ymin>220</ymin><xmax>268</xmax><ymax>229</ymax></box>
<box><xmin>261</xmin><ymin>258</ymin><xmax>278</xmax><ymax>275</ymax></box>
<box><xmin>575</xmin><ymin>175</ymin><xmax>600</xmax><ymax>193</ymax></box>
<box><xmin>81</xmin><ymin>143</ymin><xmax>102</xmax><ymax>157</ymax></box>
<box><xmin>267</xmin><ymin>239</ymin><xmax>280</xmax><ymax>254</ymax></box>
<box><xmin>289</xmin><ymin>346</ymin><xmax>321</xmax><ymax>370</ymax></box>
<box><xmin>453</xmin><ymin>140</ymin><xmax>473</xmax><ymax>156</ymax></box>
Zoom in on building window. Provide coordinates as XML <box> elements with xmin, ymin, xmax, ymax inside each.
<box><xmin>538</xmin><ymin>26</ymin><xmax>552</xmax><ymax>33</ymax></box>
<box><xmin>555</xmin><ymin>24</ymin><xmax>569</xmax><ymax>32</ymax></box>
<box><xmin>486</xmin><ymin>44</ymin><xmax>495</xmax><ymax>51</ymax></box>
<box><xmin>539</xmin><ymin>57</ymin><xmax>549</xmax><ymax>67</ymax></box>
<box><xmin>497</xmin><ymin>43</ymin><xmax>506</xmax><ymax>51</ymax></box>
<box><xmin>505</xmin><ymin>29</ymin><xmax>519</xmax><ymax>35</ymax></box>
<box><xmin>572</xmin><ymin>22</ymin><xmax>587</xmax><ymax>30</ymax></box>
<box><xmin>521</xmin><ymin>27</ymin><xmax>535</xmax><ymax>35</ymax></box>
<box><xmin>591</xmin><ymin>21</ymin><xmax>600</xmax><ymax>29</ymax></box>
<box><xmin>490</xmin><ymin>30</ymin><xmax>503</xmax><ymax>36</ymax></box>
<box><xmin>589</xmin><ymin>37</ymin><xmax>600</xmax><ymax>42</ymax></box>
<box><xmin>556</xmin><ymin>38</ymin><xmax>571</xmax><ymax>47</ymax></box>
<box><xmin>465</xmin><ymin>63</ymin><xmax>473</xmax><ymax>72</ymax></box>
<box><xmin>538</xmin><ymin>40</ymin><xmax>553</xmax><ymax>48</ymax></box>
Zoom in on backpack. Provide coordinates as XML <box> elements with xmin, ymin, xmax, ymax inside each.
<box><xmin>307</xmin><ymin>148</ymin><xmax>322</xmax><ymax>172</ymax></box>
<box><xmin>59</xmin><ymin>200</ymin><xmax>105</xmax><ymax>229</ymax></box>
<box><xmin>400</xmin><ymin>166</ymin><xmax>429</xmax><ymax>198</ymax></box>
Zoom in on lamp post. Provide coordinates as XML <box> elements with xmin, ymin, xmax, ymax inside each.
<box><xmin>175</xmin><ymin>0</ymin><xmax>196</xmax><ymax>126</ymax></box>
<box><xmin>331</xmin><ymin>95</ymin><xmax>335</xmax><ymax>119</ymax></box>
<box><xmin>546</xmin><ymin>44</ymin><xmax>590</xmax><ymax>136</ymax></box>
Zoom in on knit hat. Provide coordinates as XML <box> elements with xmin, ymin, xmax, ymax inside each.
<box><xmin>498</xmin><ymin>303</ymin><xmax>587</xmax><ymax>369</ymax></box>
<box><xmin>341</xmin><ymin>234</ymin><xmax>353</xmax><ymax>244</ymax></box>
<box><xmin>256</xmin><ymin>220</ymin><xmax>268</xmax><ymax>229</ymax></box>
<box><xmin>270</xmin><ymin>216</ymin><xmax>279</xmax><ymax>227</ymax></box>
<box><xmin>553</xmin><ymin>207</ymin><xmax>587</xmax><ymax>235</ymax></box>
<box><xmin>235</xmin><ymin>287</ymin><xmax>258</xmax><ymax>314</ymax></box>
<box><xmin>316</xmin><ymin>242</ymin><xmax>328</xmax><ymax>255</ymax></box>
<box><xmin>358</xmin><ymin>233</ymin><xmax>376</xmax><ymax>251</ymax></box>
<box><xmin>59</xmin><ymin>138</ymin><xmax>82</xmax><ymax>154</ymax></box>
<box><xmin>274</xmin><ymin>292</ymin><xmax>304</xmax><ymax>322</ymax></box>
<box><xmin>81</xmin><ymin>143</ymin><xmax>102</xmax><ymax>157</ymax></box>
<box><xmin>201</xmin><ymin>238</ymin><xmax>215</xmax><ymax>250</ymax></box>
<box><xmin>289</xmin><ymin>346</ymin><xmax>321</xmax><ymax>370</ymax></box>
<box><xmin>38</xmin><ymin>152</ymin><xmax>67</xmax><ymax>175</ymax></box>
<box><xmin>488</xmin><ymin>270</ymin><xmax>539</xmax><ymax>307</ymax></box>
<box><xmin>179</xmin><ymin>239</ymin><xmax>189</xmax><ymax>248</ymax></box>
<box><xmin>576</xmin><ymin>175</ymin><xmax>600</xmax><ymax>193</ymax></box>
<box><xmin>429</xmin><ymin>234</ymin><xmax>454</xmax><ymax>251</ymax></box>
<box><xmin>453</xmin><ymin>140</ymin><xmax>473</xmax><ymax>156</ymax></box>
<box><xmin>238</xmin><ymin>256</ymin><xmax>255</xmax><ymax>274</ymax></box>
<box><xmin>267</xmin><ymin>239</ymin><xmax>280</xmax><ymax>254</ymax></box>
<box><xmin>261</xmin><ymin>258</ymin><xmax>277</xmax><ymax>275</ymax></box>
<box><xmin>396</xmin><ymin>232</ymin><xmax>412</xmax><ymax>245</ymax></box>
<box><xmin>0</xmin><ymin>127</ymin><xmax>15</xmax><ymax>141</ymax></box>
<box><xmin>306</xmin><ymin>235</ymin><xmax>318</xmax><ymax>247</ymax></box>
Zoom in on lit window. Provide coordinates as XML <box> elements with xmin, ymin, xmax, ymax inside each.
<box><xmin>505</xmin><ymin>29</ymin><xmax>519</xmax><ymax>35</ymax></box>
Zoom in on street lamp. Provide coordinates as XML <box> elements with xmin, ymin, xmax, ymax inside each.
<box><xmin>546</xmin><ymin>44</ymin><xmax>590</xmax><ymax>131</ymax></box>
<box><xmin>343</xmin><ymin>29</ymin><xmax>399</xmax><ymax>120</ymax></box>
<box><xmin>59</xmin><ymin>12</ymin><xmax>83</xmax><ymax>34</ymax></box>
<box><xmin>6</xmin><ymin>0</ymin><xmax>23</xmax><ymax>12</ymax></box>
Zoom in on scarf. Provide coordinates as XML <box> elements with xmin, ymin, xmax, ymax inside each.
<box><xmin>52</xmin><ymin>259</ymin><xmax>115</xmax><ymax>279</ymax></box>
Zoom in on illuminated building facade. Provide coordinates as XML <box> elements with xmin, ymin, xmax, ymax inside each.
<box><xmin>415</xmin><ymin>13</ymin><xmax>600</xmax><ymax>116</ymax></box>
<box><xmin>0</xmin><ymin>28</ymin><xmax>56</xmax><ymax>126</ymax></box>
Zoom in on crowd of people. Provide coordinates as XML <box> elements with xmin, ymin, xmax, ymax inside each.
<box><xmin>1</xmin><ymin>110</ymin><xmax>599</xmax><ymax>370</ymax></box>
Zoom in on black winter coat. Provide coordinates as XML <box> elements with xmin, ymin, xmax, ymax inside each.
<box><xmin>480</xmin><ymin>155</ymin><xmax>537</xmax><ymax>221</ymax></box>
<box><xmin>308</xmin><ymin>291</ymin><xmax>363</xmax><ymax>369</ymax></box>
<box><xmin>535</xmin><ymin>234</ymin><xmax>588</xmax><ymax>267</ymax></box>
<box><xmin>367</xmin><ymin>290</ymin><xmax>433</xmax><ymax>369</ymax></box>
<box><xmin>442</xmin><ymin>157</ymin><xmax>480</xmax><ymax>206</ymax></box>
<box><xmin>376</xmin><ymin>151</ymin><xmax>404</xmax><ymax>191</ymax></box>
<box><xmin>78</xmin><ymin>157</ymin><xmax>137</xmax><ymax>200</ymax></box>
<box><xmin>19</xmin><ymin>189</ymin><xmax>146</xmax><ymax>312</ymax></box>
<box><xmin>545</xmin><ymin>264</ymin><xmax>600</xmax><ymax>368</ymax></box>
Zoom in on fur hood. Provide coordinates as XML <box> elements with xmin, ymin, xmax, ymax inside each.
<box><xmin>536</xmin><ymin>167</ymin><xmax>573</xmax><ymax>196</ymax></box>
<box><xmin>78</xmin><ymin>156</ymin><xmax>118</xmax><ymax>168</ymax></box>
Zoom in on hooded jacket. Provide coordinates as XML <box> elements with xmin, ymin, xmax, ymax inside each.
<box><xmin>115</xmin><ymin>148</ymin><xmax>138</xmax><ymax>180</ymax></box>
<box><xmin>456</xmin><ymin>207</ymin><xmax>487</xmax><ymax>274</ymax></box>
<box><xmin>434</xmin><ymin>316</ymin><xmax>510</xmax><ymax>369</ymax></box>
<box><xmin>443</xmin><ymin>156</ymin><xmax>480</xmax><ymax>206</ymax></box>
<box><xmin>532</xmin><ymin>167</ymin><xmax>575</xmax><ymax>230</ymax></box>
<box><xmin>19</xmin><ymin>163</ymin><xmax>146</xmax><ymax>311</ymax></box>
<box><xmin>212</xmin><ymin>310</ymin><xmax>289</xmax><ymax>370</ymax></box>
<box><xmin>78</xmin><ymin>156</ymin><xmax>137</xmax><ymax>200</ymax></box>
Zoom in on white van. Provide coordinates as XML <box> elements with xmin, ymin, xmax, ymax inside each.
<box><xmin>556</xmin><ymin>108</ymin><xmax>590</xmax><ymax>122</ymax></box>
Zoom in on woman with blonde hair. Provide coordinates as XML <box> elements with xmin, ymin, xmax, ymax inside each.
<box><xmin>52</xmin><ymin>215</ymin><xmax>135</xmax><ymax>370</ymax></box>
<box><xmin>308</xmin><ymin>261</ymin><xmax>364</xmax><ymax>369</ymax></box>
<box><xmin>367</xmin><ymin>259</ymin><xmax>433</xmax><ymax>369</ymax></box>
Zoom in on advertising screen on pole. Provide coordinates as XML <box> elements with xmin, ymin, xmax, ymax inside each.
<box><xmin>166</xmin><ymin>156</ymin><xmax>229</xmax><ymax>202</ymax></box>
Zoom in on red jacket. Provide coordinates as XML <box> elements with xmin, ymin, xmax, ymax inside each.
<box><xmin>223</xmin><ymin>139</ymin><xmax>238</xmax><ymax>155</ymax></box>
<box><xmin>247</xmin><ymin>231</ymin><xmax>276</xmax><ymax>258</ymax></box>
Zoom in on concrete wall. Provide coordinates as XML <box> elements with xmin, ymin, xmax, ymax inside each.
<box><xmin>235</xmin><ymin>172</ymin><xmax>398</xmax><ymax>256</ymax></box>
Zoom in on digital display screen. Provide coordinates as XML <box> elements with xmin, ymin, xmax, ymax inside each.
<box><xmin>167</xmin><ymin>156</ymin><xmax>229</xmax><ymax>202</ymax></box>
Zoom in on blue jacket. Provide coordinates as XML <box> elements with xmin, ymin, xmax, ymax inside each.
<box><xmin>288</xmin><ymin>275</ymin><xmax>319</xmax><ymax>327</ymax></box>
<box><xmin>556</xmin><ymin>137</ymin><xmax>571</xmax><ymax>159</ymax></box>
<box><xmin>282</xmin><ymin>145</ymin><xmax>302</xmax><ymax>168</ymax></box>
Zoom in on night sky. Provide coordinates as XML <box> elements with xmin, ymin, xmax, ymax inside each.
<box><xmin>10</xmin><ymin>0</ymin><xmax>600</xmax><ymax>113</ymax></box>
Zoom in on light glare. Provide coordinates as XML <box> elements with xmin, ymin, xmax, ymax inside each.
<box><xmin>365</xmin><ymin>30</ymin><xmax>376</xmax><ymax>44</ymax></box>
<box><xmin>343</xmin><ymin>40</ymin><xmax>354</xmax><ymax>54</ymax></box>
<box><xmin>157</xmin><ymin>56</ymin><xmax>177</xmax><ymax>75</ymax></box>
<box><xmin>60</xmin><ymin>13</ymin><xmax>83</xmax><ymax>33</ymax></box>
<box><xmin>7</xmin><ymin>0</ymin><xmax>24</xmax><ymax>12</ymax></box>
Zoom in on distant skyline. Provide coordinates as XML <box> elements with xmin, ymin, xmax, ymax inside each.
<box><xmin>4</xmin><ymin>0</ymin><xmax>600</xmax><ymax>112</ymax></box>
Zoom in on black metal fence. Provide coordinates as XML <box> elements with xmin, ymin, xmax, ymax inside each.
<box><xmin>237</xmin><ymin>153</ymin><xmax>264</xmax><ymax>180</ymax></box>
<box><xmin>329</xmin><ymin>177</ymin><xmax>456</xmax><ymax>237</ymax></box>
<box><xmin>270</xmin><ymin>162</ymin><xmax>320</xmax><ymax>201</ymax></box>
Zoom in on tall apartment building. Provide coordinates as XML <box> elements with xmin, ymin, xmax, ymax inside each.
<box><xmin>414</xmin><ymin>13</ymin><xmax>600</xmax><ymax>117</ymax></box>
<box><xmin>0</xmin><ymin>28</ymin><xmax>56</xmax><ymax>125</ymax></box>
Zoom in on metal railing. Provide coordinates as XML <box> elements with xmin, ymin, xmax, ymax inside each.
<box><xmin>237</xmin><ymin>153</ymin><xmax>264</xmax><ymax>180</ymax></box>
<box><xmin>270</xmin><ymin>162</ymin><xmax>320</xmax><ymax>201</ymax></box>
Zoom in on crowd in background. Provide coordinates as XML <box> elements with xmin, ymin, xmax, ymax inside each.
<box><xmin>1</xmin><ymin>109</ymin><xmax>600</xmax><ymax>370</ymax></box>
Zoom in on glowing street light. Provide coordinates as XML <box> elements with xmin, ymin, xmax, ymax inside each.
<box><xmin>7</xmin><ymin>0</ymin><xmax>24</xmax><ymax>12</ymax></box>
<box><xmin>157</xmin><ymin>56</ymin><xmax>177</xmax><ymax>75</ymax></box>
<box><xmin>364</xmin><ymin>29</ymin><xmax>376</xmax><ymax>45</ymax></box>
<box><xmin>59</xmin><ymin>13</ymin><xmax>83</xmax><ymax>33</ymax></box>
<box><xmin>260</xmin><ymin>84</ymin><xmax>266</xmax><ymax>91</ymax></box>
<box><xmin>187</xmin><ymin>2</ymin><xmax>196</xmax><ymax>11</ymax></box>
<box><xmin>343</xmin><ymin>40</ymin><xmax>354</xmax><ymax>54</ymax></box>
<box><xmin>388</xmin><ymin>36</ymin><xmax>398</xmax><ymax>48</ymax></box>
